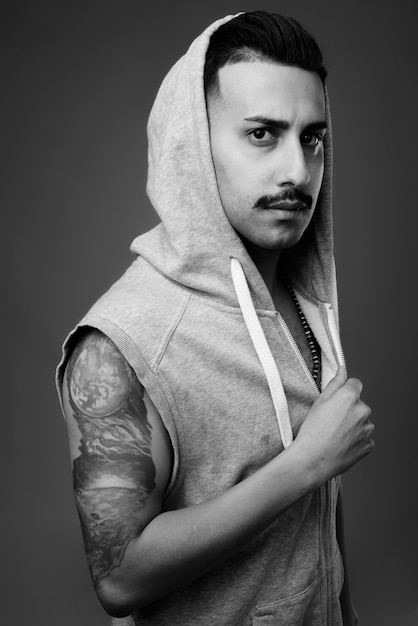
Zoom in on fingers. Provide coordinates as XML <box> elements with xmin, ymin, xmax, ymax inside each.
<box><xmin>361</xmin><ymin>402</ymin><xmax>372</xmax><ymax>422</ymax></box>
<box><xmin>367</xmin><ymin>429</ymin><xmax>375</xmax><ymax>453</ymax></box>
<box><xmin>320</xmin><ymin>365</ymin><xmax>347</xmax><ymax>400</ymax></box>
<box><xmin>365</xmin><ymin>412</ymin><xmax>375</xmax><ymax>453</ymax></box>
<box><xmin>345</xmin><ymin>377</ymin><xmax>363</xmax><ymax>396</ymax></box>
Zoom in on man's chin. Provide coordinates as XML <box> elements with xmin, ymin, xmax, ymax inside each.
<box><xmin>260</xmin><ymin>229</ymin><xmax>307</xmax><ymax>252</ymax></box>
<box><xmin>237</xmin><ymin>221</ymin><xmax>311</xmax><ymax>255</ymax></box>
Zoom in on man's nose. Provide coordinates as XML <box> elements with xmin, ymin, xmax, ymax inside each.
<box><xmin>275</xmin><ymin>139</ymin><xmax>310</xmax><ymax>188</ymax></box>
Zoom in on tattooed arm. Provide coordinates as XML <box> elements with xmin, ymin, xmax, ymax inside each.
<box><xmin>63</xmin><ymin>330</ymin><xmax>173</xmax><ymax>613</ymax></box>
<box><xmin>63</xmin><ymin>332</ymin><xmax>371</xmax><ymax>617</ymax></box>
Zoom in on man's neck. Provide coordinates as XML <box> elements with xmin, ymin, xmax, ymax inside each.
<box><xmin>241</xmin><ymin>237</ymin><xmax>281</xmax><ymax>296</ymax></box>
<box><xmin>241</xmin><ymin>237</ymin><xmax>317</xmax><ymax>376</ymax></box>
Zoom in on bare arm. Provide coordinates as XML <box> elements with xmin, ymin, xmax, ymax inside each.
<box><xmin>63</xmin><ymin>331</ymin><xmax>373</xmax><ymax>617</ymax></box>
<box><xmin>63</xmin><ymin>330</ymin><xmax>172</xmax><ymax>608</ymax></box>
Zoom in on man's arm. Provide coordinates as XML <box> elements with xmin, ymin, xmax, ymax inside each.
<box><xmin>63</xmin><ymin>330</ymin><xmax>373</xmax><ymax>617</ymax></box>
<box><xmin>63</xmin><ymin>330</ymin><xmax>172</xmax><ymax>593</ymax></box>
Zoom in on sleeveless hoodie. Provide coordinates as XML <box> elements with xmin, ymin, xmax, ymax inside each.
<box><xmin>57</xmin><ymin>14</ymin><xmax>346</xmax><ymax>626</ymax></box>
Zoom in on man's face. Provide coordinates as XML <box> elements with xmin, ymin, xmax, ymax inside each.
<box><xmin>208</xmin><ymin>61</ymin><xmax>326</xmax><ymax>252</ymax></box>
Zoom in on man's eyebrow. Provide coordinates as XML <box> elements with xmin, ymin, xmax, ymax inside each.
<box><xmin>243</xmin><ymin>116</ymin><xmax>327</xmax><ymax>131</ymax></box>
<box><xmin>304</xmin><ymin>121</ymin><xmax>328</xmax><ymax>132</ymax></box>
<box><xmin>244</xmin><ymin>116</ymin><xmax>289</xmax><ymax>129</ymax></box>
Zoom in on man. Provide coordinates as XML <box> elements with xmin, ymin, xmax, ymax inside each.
<box><xmin>57</xmin><ymin>11</ymin><xmax>373</xmax><ymax>625</ymax></box>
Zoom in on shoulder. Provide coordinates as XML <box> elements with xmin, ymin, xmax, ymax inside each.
<box><xmin>78</xmin><ymin>259</ymin><xmax>191</xmax><ymax>362</ymax></box>
<box><xmin>66</xmin><ymin>329</ymin><xmax>134</xmax><ymax>418</ymax></box>
<box><xmin>89</xmin><ymin>257</ymin><xmax>187</xmax><ymax>321</ymax></box>
<box><xmin>63</xmin><ymin>328</ymin><xmax>174</xmax><ymax>486</ymax></box>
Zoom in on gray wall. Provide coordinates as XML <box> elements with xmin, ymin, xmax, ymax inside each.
<box><xmin>3</xmin><ymin>1</ymin><xmax>417</xmax><ymax>624</ymax></box>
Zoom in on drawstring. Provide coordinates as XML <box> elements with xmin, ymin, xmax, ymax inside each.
<box><xmin>230</xmin><ymin>258</ymin><xmax>294</xmax><ymax>449</ymax></box>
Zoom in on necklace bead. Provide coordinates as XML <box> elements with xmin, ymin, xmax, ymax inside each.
<box><xmin>286</xmin><ymin>283</ymin><xmax>322</xmax><ymax>391</ymax></box>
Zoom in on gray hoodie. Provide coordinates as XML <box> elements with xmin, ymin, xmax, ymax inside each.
<box><xmin>57</xmin><ymin>13</ymin><xmax>346</xmax><ymax>626</ymax></box>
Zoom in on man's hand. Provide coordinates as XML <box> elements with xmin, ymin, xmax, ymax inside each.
<box><xmin>296</xmin><ymin>366</ymin><xmax>374</xmax><ymax>481</ymax></box>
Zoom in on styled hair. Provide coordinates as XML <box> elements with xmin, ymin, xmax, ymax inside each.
<box><xmin>204</xmin><ymin>11</ymin><xmax>327</xmax><ymax>99</ymax></box>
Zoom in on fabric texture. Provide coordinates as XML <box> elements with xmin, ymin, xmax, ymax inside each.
<box><xmin>57</xmin><ymin>13</ymin><xmax>346</xmax><ymax>626</ymax></box>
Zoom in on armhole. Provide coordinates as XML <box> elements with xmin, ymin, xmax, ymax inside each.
<box><xmin>56</xmin><ymin>319</ymin><xmax>180</xmax><ymax>499</ymax></box>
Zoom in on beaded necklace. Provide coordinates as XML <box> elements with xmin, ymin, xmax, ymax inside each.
<box><xmin>286</xmin><ymin>283</ymin><xmax>322</xmax><ymax>391</ymax></box>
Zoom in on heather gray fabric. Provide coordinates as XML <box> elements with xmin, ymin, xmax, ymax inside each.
<box><xmin>57</xmin><ymin>13</ymin><xmax>345</xmax><ymax>626</ymax></box>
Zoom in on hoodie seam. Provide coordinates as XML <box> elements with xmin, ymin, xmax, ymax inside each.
<box><xmin>190</xmin><ymin>292</ymin><xmax>278</xmax><ymax>318</ymax></box>
<box><xmin>152</xmin><ymin>292</ymin><xmax>192</xmax><ymax>370</ymax></box>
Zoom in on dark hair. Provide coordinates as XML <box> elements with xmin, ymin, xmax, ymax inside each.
<box><xmin>204</xmin><ymin>11</ymin><xmax>327</xmax><ymax>98</ymax></box>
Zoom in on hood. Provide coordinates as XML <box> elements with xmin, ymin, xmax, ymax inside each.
<box><xmin>131</xmin><ymin>13</ymin><xmax>338</xmax><ymax>315</ymax></box>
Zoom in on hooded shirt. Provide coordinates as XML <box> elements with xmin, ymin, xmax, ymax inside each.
<box><xmin>57</xmin><ymin>13</ymin><xmax>346</xmax><ymax>626</ymax></box>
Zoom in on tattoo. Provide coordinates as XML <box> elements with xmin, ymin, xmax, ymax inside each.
<box><xmin>67</xmin><ymin>332</ymin><xmax>156</xmax><ymax>584</ymax></box>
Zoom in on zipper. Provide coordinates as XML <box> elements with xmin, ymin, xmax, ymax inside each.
<box><xmin>325</xmin><ymin>304</ymin><xmax>346</xmax><ymax>368</ymax></box>
<box><xmin>276</xmin><ymin>310</ymin><xmax>320</xmax><ymax>396</ymax></box>
<box><xmin>276</xmin><ymin>299</ymin><xmax>343</xmax><ymax>622</ymax></box>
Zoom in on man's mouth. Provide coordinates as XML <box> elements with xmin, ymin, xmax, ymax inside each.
<box><xmin>264</xmin><ymin>200</ymin><xmax>307</xmax><ymax>211</ymax></box>
<box><xmin>254</xmin><ymin>190</ymin><xmax>313</xmax><ymax>212</ymax></box>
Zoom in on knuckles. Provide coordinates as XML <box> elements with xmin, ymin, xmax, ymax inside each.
<box><xmin>367</xmin><ymin>439</ymin><xmax>375</xmax><ymax>453</ymax></box>
<box><xmin>358</xmin><ymin>401</ymin><xmax>372</xmax><ymax>420</ymax></box>
<box><xmin>345</xmin><ymin>377</ymin><xmax>363</xmax><ymax>395</ymax></box>
<box><xmin>364</xmin><ymin>405</ymin><xmax>372</xmax><ymax>420</ymax></box>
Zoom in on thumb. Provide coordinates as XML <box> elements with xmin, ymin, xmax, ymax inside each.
<box><xmin>319</xmin><ymin>366</ymin><xmax>347</xmax><ymax>400</ymax></box>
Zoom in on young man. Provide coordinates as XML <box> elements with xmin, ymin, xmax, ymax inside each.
<box><xmin>57</xmin><ymin>11</ymin><xmax>373</xmax><ymax>625</ymax></box>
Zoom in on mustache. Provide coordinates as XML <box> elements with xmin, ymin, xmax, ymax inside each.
<box><xmin>254</xmin><ymin>188</ymin><xmax>313</xmax><ymax>211</ymax></box>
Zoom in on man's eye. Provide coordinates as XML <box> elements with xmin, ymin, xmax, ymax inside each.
<box><xmin>248</xmin><ymin>128</ymin><xmax>276</xmax><ymax>144</ymax></box>
<box><xmin>301</xmin><ymin>133</ymin><xmax>324</xmax><ymax>147</ymax></box>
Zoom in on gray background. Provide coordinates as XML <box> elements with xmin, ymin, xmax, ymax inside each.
<box><xmin>3</xmin><ymin>1</ymin><xmax>417</xmax><ymax>624</ymax></box>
